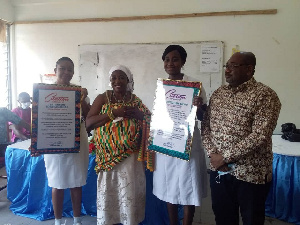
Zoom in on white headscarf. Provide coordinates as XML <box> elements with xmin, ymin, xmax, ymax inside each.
<box><xmin>109</xmin><ymin>65</ymin><xmax>134</xmax><ymax>93</ymax></box>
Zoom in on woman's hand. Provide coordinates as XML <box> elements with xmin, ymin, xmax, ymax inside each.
<box><xmin>80</xmin><ymin>87</ymin><xmax>91</xmax><ymax>120</ymax></box>
<box><xmin>193</xmin><ymin>96</ymin><xmax>203</xmax><ymax>108</ymax></box>
<box><xmin>112</xmin><ymin>106</ymin><xmax>144</xmax><ymax>121</ymax></box>
<box><xmin>193</xmin><ymin>96</ymin><xmax>207</xmax><ymax>121</ymax></box>
<box><xmin>112</xmin><ymin>107</ymin><xmax>126</xmax><ymax>118</ymax></box>
<box><xmin>81</xmin><ymin>88</ymin><xmax>88</xmax><ymax>102</ymax></box>
<box><xmin>29</xmin><ymin>146</ymin><xmax>41</xmax><ymax>157</ymax></box>
<box><xmin>123</xmin><ymin>106</ymin><xmax>144</xmax><ymax>120</ymax></box>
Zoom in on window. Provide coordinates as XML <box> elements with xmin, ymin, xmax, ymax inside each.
<box><xmin>0</xmin><ymin>20</ymin><xmax>11</xmax><ymax>108</ymax></box>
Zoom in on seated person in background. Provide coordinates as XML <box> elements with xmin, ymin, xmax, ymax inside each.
<box><xmin>9</xmin><ymin>92</ymin><xmax>32</xmax><ymax>142</ymax></box>
<box><xmin>0</xmin><ymin>107</ymin><xmax>31</xmax><ymax>167</ymax></box>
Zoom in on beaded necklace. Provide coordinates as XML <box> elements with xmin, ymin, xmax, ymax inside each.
<box><xmin>111</xmin><ymin>91</ymin><xmax>127</xmax><ymax>104</ymax></box>
<box><xmin>106</xmin><ymin>91</ymin><xmax>133</xmax><ymax>121</ymax></box>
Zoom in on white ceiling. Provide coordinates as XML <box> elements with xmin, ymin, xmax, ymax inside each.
<box><xmin>11</xmin><ymin>0</ymin><xmax>99</xmax><ymax>6</ymax></box>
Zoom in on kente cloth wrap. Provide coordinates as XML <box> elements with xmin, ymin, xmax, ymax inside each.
<box><xmin>92</xmin><ymin>95</ymin><xmax>153</xmax><ymax>172</ymax></box>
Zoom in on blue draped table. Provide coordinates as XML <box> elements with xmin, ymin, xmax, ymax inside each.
<box><xmin>265</xmin><ymin>135</ymin><xmax>300</xmax><ymax>225</ymax></box>
<box><xmin>5</xmin><ymin>140</ymin><xmax>171</xmax><ymax>224</ymax></box>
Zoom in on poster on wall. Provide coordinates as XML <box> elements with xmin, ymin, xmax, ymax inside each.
<box><xmin>30</xmin><ymin>83</ymin><xmax>81</xmax><ymax>154</ymax></box>
<box><xmin>148</xmin><ymin>79</ymin><xmax>201</xmax><ymax>161</ymax></box>
<box><xmin>200</xmin><ymin>44</ymin><xmax>221</xmax><ymax>73</ymax></box>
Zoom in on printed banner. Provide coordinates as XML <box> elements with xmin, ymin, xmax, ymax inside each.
<box><xmin>148</xmin><ymin>79</ymin><xmax>201</xmax><ymax>160</ymax></box>
<box><xmin>31</xmin><ymin>83</ymin><xmax>81</xmax><ymax>154</ymax></box>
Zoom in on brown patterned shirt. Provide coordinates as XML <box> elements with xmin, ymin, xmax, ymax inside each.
<box><xmin>201</xmin><ymin>78</ymin><xmax>281</xmax><ymax>184</ymax></box>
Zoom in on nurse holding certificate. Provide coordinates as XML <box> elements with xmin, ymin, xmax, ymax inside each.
<box><xmin>42</xmin><ymin>57</ymin><xmax>90</xmax><ymax>225</ymax></box>
<box><xmin>152</xmin><ymin>45</ymin><xmax>208</xmax><ymax>225</ymax></box>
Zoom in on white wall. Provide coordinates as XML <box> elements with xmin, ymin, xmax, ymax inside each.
<box><xmin>12</xmin><ymin>0</ymin><xmax>300</xmax><ymax>133</ymax></box>
<box><xmin>0</xmin><ymin>0</ymin><xmax>14</xmax><ymax>22</ymax></box>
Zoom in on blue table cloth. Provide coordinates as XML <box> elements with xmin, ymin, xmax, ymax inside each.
<box><xmin>265</xmin><ymin>153</ymin><xmax>300</xmax><ymax>225</ymax></box>
<box><xmin>5</xmin><ymin>141</ymin><xmax>175</xmax><ymax>224</ymax></box>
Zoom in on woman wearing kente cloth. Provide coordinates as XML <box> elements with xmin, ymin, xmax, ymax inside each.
<box><xmin>86</xmin><ymin>65</ymin><xmax>153</xmax><ymax>225</ymax></box>
<box><xmin>153</xmin><ymin>45</ymin><xmax>208</xmax><ymax>225</ymax></box>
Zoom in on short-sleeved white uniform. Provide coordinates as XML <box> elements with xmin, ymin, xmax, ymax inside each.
<box><xmin>44</xmin><ymin>99</ymin><xmax>89</xmax><ymax>189</ymax></box>
<box><xmin>153</xmin><ymin>75</ymin><xmax>208</xmax><ymax>206</ymax></box>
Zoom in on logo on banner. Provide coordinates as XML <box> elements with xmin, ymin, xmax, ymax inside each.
<box><xmin>45</xmin><ymin>93</ymin><xmax>69</xmax><ymax>103</ymax></box>
<box><xmin>165</xmin><ymin>89</ymin><xmax>186</xmax><ymax>101</ymax></box>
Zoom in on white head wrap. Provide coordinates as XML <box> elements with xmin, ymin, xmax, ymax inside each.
<box><xmin>109</xmin><ymin>65</ymin><xmax>134</xmax><ymax>93</ymax></box>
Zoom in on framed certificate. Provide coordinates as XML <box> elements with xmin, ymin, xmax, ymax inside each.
<box><xmin>30</xmin><ymin>83</ymin><xmax>81</xmax><ymax>154</ymax></box>
<box><xmin>148</xmin><ymin>79</ymin><xmax>201</xmax><ymax>161</ymax></box>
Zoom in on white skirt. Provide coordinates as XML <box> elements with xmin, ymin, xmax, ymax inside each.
<box><xmin>153</xmin><ymin>126</ymin><xmax>207</xmax><ymax>206</ymax></box>
<box><xmin>97</xmin><ymin>153</ymin><xmax>145</xmax><ymax>225</ymax></box>
<box><xmin>44</xmin><ymin>124</ymin><xmax>89</xmax><ymax>189</ymax></box>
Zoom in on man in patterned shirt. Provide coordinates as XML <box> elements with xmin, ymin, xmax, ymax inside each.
<box><xmin>201</xmin><ymin>52</ymin><xmax>281</xmax><ymax>225</ymax></box>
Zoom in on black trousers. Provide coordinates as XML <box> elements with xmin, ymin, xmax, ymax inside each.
<box><xmin>0</xmin><ymin>144</ymin><xmax>8</xmax><ymax>168</ymax></box>
<box><xmin>0</xmin><ymin>144</ymin><xmax>8</xmax><ymax>157</ymax></box>
<box><xmin>210</xmin><ymin>171</ymin><xmax>271</xmax><ymax>225</ymax></box>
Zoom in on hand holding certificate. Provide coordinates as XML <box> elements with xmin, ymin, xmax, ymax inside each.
<box><xmin>148</xmin><ymin>79</ymin><xmax>202</xmax><ymax>160</ymax></box>
<box><xmin>30</xmin><ymin>83</ymin><xmax>81</xmax><ymax>154</ymax></box>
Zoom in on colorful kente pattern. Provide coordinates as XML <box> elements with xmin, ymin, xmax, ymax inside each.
<box><xmin>92</xmin><ymin>95</ymin><xmax>153</xmax><ymax>172</ymax></box>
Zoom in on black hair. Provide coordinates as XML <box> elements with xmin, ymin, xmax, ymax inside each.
<box><xmin>55</xmin><ymin>57</ymin><xmax>74</xmax><ymax>68</ymax></box>
<box><xmin>162</xmin><ymin>45</ymin><xmax>187</xmax><ymax>64</ymax></box>
<box><xmin>18</xmin><ymin>92</ymin><xmax>30</xmax><ymax>100</ymax></box>
<box><xmin>240</xmin><ymin>52</ymin><xmax>256</xmax><ymax>67</ymax></box>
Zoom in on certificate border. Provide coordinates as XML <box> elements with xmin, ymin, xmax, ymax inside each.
<box><xmin>31</xmin><ymin>83</ymin><xmax>81</xmax><ymax>154</ymax></box>
<box><xmin>148</xmin><ymin>79</ymin><xmax>201</xmax><ymax>161</ymax></box>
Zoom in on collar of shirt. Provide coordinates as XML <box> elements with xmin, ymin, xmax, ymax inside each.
<box><xmin>224</xmin><ymin>77</ymin><xmax>256</xmax><ymax>93</ymax></box>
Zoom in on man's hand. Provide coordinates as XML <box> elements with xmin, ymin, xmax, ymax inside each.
<box><xmin>209</xmin><ymin>153</ymin><xmax>226</xmax><ymax>170</ymax></box>
<box><xmin>217</xmin><ymin>164</ymin><xmax>230</xmax><ymax>172</ymax></box>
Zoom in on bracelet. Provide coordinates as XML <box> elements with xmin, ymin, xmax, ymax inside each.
<box><xmin>107</xmin><ymin>108</ymin><xmax>116</xmax><ymax>120</ymax></box>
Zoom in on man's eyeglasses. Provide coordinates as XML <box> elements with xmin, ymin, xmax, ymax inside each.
<box><xmin>223</xmin><ymin>64</ymin><xmax>247</xmax><ymax>70</ymax></box>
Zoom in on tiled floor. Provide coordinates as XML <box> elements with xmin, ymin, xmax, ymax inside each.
<box><xmin>0</xmin><ymin>166</ymin><xmax>96</xmax><ymax>225</ymax></box>
<box><xmin>192</xmin><ymin>186</ymin><xmax>293</xmax><ymax>225</ymax></box>
<box><xmin>0</xmin><ymin>166</ymin><xmax>293</xmax><ymax>225</ymax></box>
